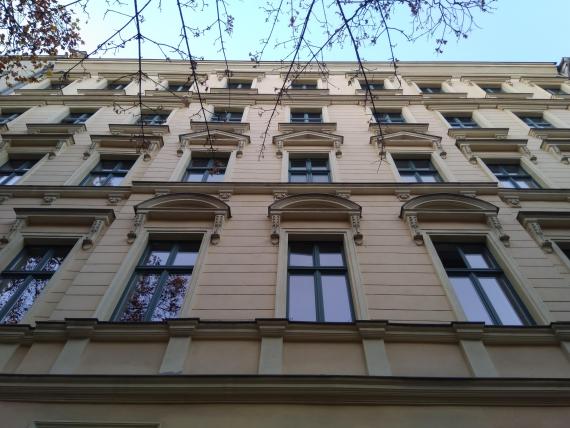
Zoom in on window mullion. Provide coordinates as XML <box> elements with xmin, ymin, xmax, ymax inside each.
<box><xmin>144</xmin><ymin>270</ymin><xmax>169</xmax><ymax>321</ymax></box>
<box><xmin>0</xmin><ymin>274</ymin><xmax>35</xmax><ymax>320</ymax></box>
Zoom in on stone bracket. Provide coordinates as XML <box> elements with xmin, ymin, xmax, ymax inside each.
<box><xmin>350</xmin><ymin>214</ymin><xmax>363</xmax><ymax>246</ymax></box>
<box><xmin>211</xmin><ymin>214</ymin><xmax>224</xmax><ymax>245</ymax></box>
<box><xmin>0</xmin><ymin>217</ymin><xmax>26</xmax><ymax>247</ymax></box>
<box><xmin>486</xmin><ymin>214</ymin><xmax>510</xmax><ymax>246</ymax></box>
<box><xmin>270</xmin><ymin>214</ymin><xmax>281</xmax><ymax>245</ymax></box>
<box><xmin>127</xmin><ymin>213</ymin><xmax>147</xmax><ymax>244</ymax></box>
<box><xmin>519</xmin><ymin>145</ymin><xmax>537</xmax><ymax>163</ymax></box>
<box><xmin>404</xmin><ymin>214</ymin><xmax>424</xmax><ymax>245</ymax></box>
<box><xmin>82</xmin><ymin>218</ymin><xmax>105</xmax><ymax>250</ymax></box>
<box><xmin>523</xmin><ymin>219</ymin><xmax>553</xmax><ymax>253</ymax></box>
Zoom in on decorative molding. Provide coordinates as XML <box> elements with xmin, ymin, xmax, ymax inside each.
<box><xmin>405</xmin><ymin>214</ymin><xmax>423</xmax><ymax>245</ymax></box>
<box><xmin>350</xmin><ymin>213</ymin><xmax>363</xmax><ymax>245</ymax></box>
<box><xmin>459</xmin><ymin>144</ymin><xmax>478</xmax><ymax>164</ymax></box>
<box><xmin>275</xmin><ymin>141</ymin><xmax>284</xmax><ymax>158</ymax></box>
<box><xmin>518</xmin><ymin>145</ymin><xmax>538</xmax><ymax>163</ymax></box>
<box><xmin>273</xmin><ymin>189</ymin><xmax>288</xmax><ymax>200</ymax></box>
<box><xmin>395</xmin><ymin>190</ymin><xmax>411</xmax><ymax>201</ymax></box>
<box><xmin>211</xmin><ymin>214</ymin><xmax>224</xmax><ymax>245</ymax></box>
<box><xmin>486</xmin><ymin>214</ymin><xmax>510</xmax><ymax>246</ymax></box>
<box><xmin>517</xmin><ymin>211</ymin><xmax>570</xmax><ymax>253</ymax></box>
<box><xmin>336</xmin><ymin>190</ymin><xmax>351</xmax><ymax>199</ymax></box>
<box><xmin>82</xmin><ymin>218</ymin><xmax>105</xmax><ymax>250</ymax></box>
<box><xmin>127</xmin><ymin>213</ymin><xmax>146</xmax><ymax>244</ymax></box>
<box><xmin>107</xmin><ymin>193</ymin><xmax>123</xmax><ymax>205</ymax></box>
<box><xmin>42</xmin><ymin>192</ymin><xmax>59</xmax><ymax>205</ymax></box>
<box><xmin>500</xmin><ymin>194</ymin><xmax>521</xmax><ymax>208</ymax></box>
<box><xmin>270</xmin><ymin>214</ymin><xmax>280</xmax><ymax>245</ymax></box>
<box><xmin>524</xmin><ymin>220</ymin><xmax>553</xmax><ymax>253</ymax></box>
<box><xmin>0</xmin><ymin>192</ymin><xmax>12</xmax><ymax>204</ymax></box>
<box><xmin>273</xmin><ymin>130</ymin><xmax>343</xmax><ymax>158</ymax></box>
<box><xmin>218</xmin><ymin>190</ymin><xmax>233</xmax><ymax>201</ymax></box>
<box><xmin>0</xmin><ymin>217</ymin><xmax>26</xmax><ymax>247</ymax></box>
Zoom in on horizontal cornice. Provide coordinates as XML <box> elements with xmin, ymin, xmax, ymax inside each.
<box><xmin>0</xmin><ymin>374</ymin><xmax>569</xmax><ymax>405</ymax></box>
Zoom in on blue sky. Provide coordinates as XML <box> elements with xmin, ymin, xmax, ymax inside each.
<box><xmin>78</xmin><ymin>0</ymin><xmax>569</xmax><ymax>63</ymax></box>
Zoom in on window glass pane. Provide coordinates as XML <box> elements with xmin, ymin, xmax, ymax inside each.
<box><xmin>289</xmin><ymin>245</ymin><xmax>313</xmax><ymax>266</ymax></box>
<box><xmin>13</xmin><ymin>247</ymin><xmax>46</xmax><ymax>271</ymax></box>
<box><xmin>190</xmin><ymin>158</ymin><xmax>210</xmax><ymax>168</ymax></box>
<box><xmin>400</xmin><ymin>173</ymin><xmax>418</xmax><ymax>183</ymax></box>
<box><xmin>2</xmin><ymin>279</ymin><xmax>49</xmax><ymax>324</ymax></box>
<box><xmin>41</xmin><ymin>248</ymin><xmax>69</xmax><ymax>272</ymax></box>
<box><xmin>321</xmin><ymin>274</ymin><xmax>352</xmax><ymax>322</ymax></box>
<box><xmin>412</xmin><ymin>159</ymin><xmax>430</xmax><ymax>169</ymax></box>
<box><xmin>419</xmin><ymin>174</ymin><xmax>438</xmax><ymax>183</ymax></box>
<box><xmin>318</xmin><ymin>247</ymin><xmax>344</xmax><ymax>267</ymax></box>
<box><xmin>83</xmin><ymin>175</ymin><xmax>106</xmax><ymax>186</ymax></box>
<box><xmin>478</xmin><ymin>277</ymin><xmax>523</xmax><ymax>326</ymax></box>
<box><xmin>144</xmin><ymin>248</ymin><xmax>170</xmax><ymax>266</ymax></box>
<box><xmin>107</xmin><ymin>176</ymin><xmax>124</xmax><ymax>186</ymax></box>
<box><xmin>185</xmin><ymin>172</ymin><xmax>205</xmax><ymax>182</ymax></box>
<box><xmin>464</xmin><ymin>253</ymin><xmax>490</xmax><ymax>269</ymax></box>
<box><xmin>288</xmin><ymin>274</ymin><xmax>316</xmax><ymax>322</ymax></box>
<box><xmin>0</xmin><ymin>278</ymin><xmax>25</xmax><ymax>312</ymax></box>
<box><xmin>310</xmin><ymin>159</ymin><xmax>328</xmax><ymax>169</ymax></box>
<box><xmin>289</xmin><ymin>174</ymin><xmax>307</xmax><ymax>183</ymax></box>
<box><xmin>436</xmin><ymin>245</ymin><xmax>466</xmax><ymax>269</ymax></box>
<box><xmin>150</xmin><ymin>273</ymin><xmax>192</xmax><ymax>321</ymax></box>
<box><xmin>449</xmin><ymin>276</ymin><xmax>493</xmax><ymax>324</ymax></box>
<box><xmin>311</xmin><ymin>173</ymin><xmax>330</xmax><ymax>183</ymax></box>
<box><xmin>206</xmin><ymin>172</ymin><xmax>225</xmax><ymax>182</ymax></box>
<box><xmin>290</xmin><ymin>159</ymin><xmax>306</xmax><ymax>168</ymax></box>
<box><xmin>498</xmin><ymin>178</ymin><xmax>515</xmax><ymax>188</ymax></box>
<box><xmin>119</xmin><ymin>274</ymin><xmax>161</xmax><ymax>322</ymax></box>
<box><xmin>173</xmin><ymin>248</ymin><xmax>198</xmax><ymax>266</ymax></box>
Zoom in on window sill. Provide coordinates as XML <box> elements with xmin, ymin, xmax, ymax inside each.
<box><xmin>448</xmin><ymin>127</ymin><xmax>509</xmax><ymax>140</ymax></box>
<box><xmin>109</xmin><ymin>123</ymin><xmax>170</xmax><ymax>136</ymax></box>
<box><xmin>190</xmin><ymin>121</ymin><xmax>250</xmax><ymax>134</ymax></box>
<box><xmin>26</xmin><ymin>123</ymin><xmax>86</xmax><ymax>135</ymax></box>
<box><xmin>369</xmin><ymin>122</ymin><xmax>430</xmax><ymax>134</ymax></box>
<box><xmin>529</xmin><ymin>128</ymin><xmax>570</xmax><ymax>139</ymax></box>
<box><xmin>77</xmin><ymin>88</ymin><xmax>127</xmax><ymax>96</ymax></box>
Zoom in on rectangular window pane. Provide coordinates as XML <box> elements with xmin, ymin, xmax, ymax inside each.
<box><xmin>288</xmin><ymin>274</ymin><xmax>317</xmax><ymax>322</ymax></box>
<box><xmin>150</xmin><ymin>273</ymin><xmax>192</xmax><ymax>321</ymax></box>
<box><xmin>289</xmin><ymin>173</ymin><xmax>308</xmax><ymax>183</ymax></box>
<box><xmin>311</xmin><ymin>173</ymin><xmax>330</xmax><ymax>183</ymax></box>
<box><xmin>185</xmin><ymin>172</ymin><xmax>206</xmax><ymax>182</ymax></box>
<box><xmin>173</xmin><ymin>247</ymin><xmax>198</xmax><ymax>266</ymax></box>
<box><xmin>144</xmin><ymin>248</ymin><xmax>170</xmax><ymax>266</ymax></box>
<box><xmin>318</xmin><ymin>247</ymin><xmax>344</xmax><ymax>267</ymax></box>
<box><xmin>478</xmin><ymin>277</ymin><xmax>523</xmax><ymax>326</ymax></box>
<box><xmin>464</xmin><ymin>253</ymin><xmax>490</xmax><ymax>269</ymax></box>
<box><xmin>2</xmin><ymin>279</ymin><xmax>49</xmax><ymax>324</ymax></box>
<box><xmin>0</xmin><ymin>278</ymin><xmax>25</xmax><ymax>312</ymax></box>
<box><xmin>449</xmin><ymin>276</ymin><xmax>493</xmax><ymax>324</ymax></box>
<box><xmin>119</xmin><ymin>274</ymin><xmax>161</xmax><ymax>322</ymax></box>
<box><xmin>321</xmin><ymin>274</ymin><xmax>352</xmax><ymax>322</ymax></box>
<box><xmin>289</xmin><ymin>245</ymin><xmax>314</xmax><ymax>266</ymax></box>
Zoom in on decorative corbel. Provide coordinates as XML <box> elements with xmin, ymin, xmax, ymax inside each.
<box><xmin>487</xmin><ymin>214</ymin><xmax>510</xmax><ymax>246</ymax></box>
<box><xmin>237</xmin><ymin>140</ymin><xmax>245</xmax><ymax>158</ymax></box>
<box><xmin>82</xmin><ymin>219</ymin><xmax>105</xmax><ymax>250</ymax></box>
<box><xmin>524</xmin><ymin>220</ymin><xmax>553</xmax><ymax>253</ymax></box>
<box><xmin>49</xmin><ymin>140</ymin><xmax>67</xmax><ymax>159</ymax></box>
<box><xmin>460</xmin><ymin>144</ymin><xmax>477</xmax><ymax>164</ymax></box>
<box><xmin>519</xmin><ymin>145</ymin><xmax>537</xmax><ymax>163</ymax></box>
<box><xmin>211</xmin><ymin>214</ymin><xmax>224</xmax><ymax>245</ymax></box>
<box><xmin>0</xmin><ymin>217</ymin><xmax>26</xmax><ymax>247</ymax></box>
<box><xmin>500</xmin><ymin>194</ymin><xmax>521</xmax><ymax>208</ymax></box>
<box><xmin>0</xmin><ymin>192</ymin><xmax>12</xmax><ymax>204</ymax></box>
<box><xmin>336</xmin><ymin>190</ymin><xmax>351</xmax><ymax>199</ymax></box>
<box><xmin>270</xmin><ymin>214</ymin><xmax>281</xmax><ymax>245</ymax></box>
<box><xmin>459</xmin><ymin>190</ymin><xmax>477</xmax><ymax>198</ymax></box>
<box><xmin>433</xmin><ymin>139</ymin><xmax>447</xmax><ymax>159</ymax></box>
<box><xmin>504</xmin><ymin>79</ymin><xmax>515</xmax><ymax>87</ymax></box>
<box><xmin>405</xmin><ymin>214</ymin><xmax>423</xmax><ymax>245</ymax></box>
<box><xmin>42</xmin><ymin>192</ymin><xmax>59</xmax><ymax>205</ymax></box>
<box><xmin>395</xmin><ymin>190</ymin><xmax>410</xmax><ymax>201</ymax></box>
<box><xmin>83</xmin><ymin>140</ymin><xmax>97</xmax><ymax>159</ymax></box>
<box><xmin>550</xmin><ymin>145</ymin><xmax>569</xmax><ymax>165</ymax></box>
<box><xmin>334</xmin><ymin>140</ymin><xmax>342</xmax><ymax>158</ymax></box>
<box><xmin>276</xmin><ymin>141</ymin><xmax>284</xmax><ymax>158</ymax></box>
<box><xmin>127</xmin><ymin>213</ymin><xmax>146</xmax><ymax>244</ymax></box>
<box><xmin>218</xmin><ymin>190</ymin><xmax>232</xmax><ymax>201</ymax></box>
<box><xmin>107</xmin><ymin>193</ymin><xmax>123</xmax><ymax>205</ymax></box>
<box><xmin>177</xmin><ymin>140</ymin><xmax>185</xmax><ymax>157</ymax></box>
<box><xmin>273</xmin><ymin>190</ymin><xmax>288</xmax><ymax>200</ymax></box>
<box><xmin>350</xmin><ymin>214</ymin><xmax>363</xmax><ymax>246</ymax></box>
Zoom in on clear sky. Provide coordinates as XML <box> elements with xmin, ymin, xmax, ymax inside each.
<box><xmin>77</xmin><ymin>0</ymin><xmax>569</xmax><ymax>64</ymax></box>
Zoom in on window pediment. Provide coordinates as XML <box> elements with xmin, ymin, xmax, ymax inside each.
<box><xmin>517</xmin><ymin>211</ymin><xmax>570</xmax><ymax>253</ymax></box>
<box><xmin>179</xmin><ymin>129</ymin><xmax>249</xmax><ymax>157</ymax></box>
<box><xmin>130</xmin><ymin>193</ymin><xmax>231</xmax><ymax>244</ymax></box>
<box><xmin>400</xmin><ymin>193</ymin><xmax>508</xmax><ymax>246</ymax></box>
<box><xmin>0</xmin><ymin>133</ymin><xmax>74</xmax><ymax>159</ymax></box>
<box><xmin>87</xmin><ymin>134</ymin><xmax>164</xmax><ymax>160</ymax></box>
<box><xmin>268</xmin><ymin>193</ymin><xmax>363</xmax><ymax>245</ymax></box>
<box><xmin>273</xmin><ymin>130</ymin><xmax>343</xmax><ymax>158</ymax></box>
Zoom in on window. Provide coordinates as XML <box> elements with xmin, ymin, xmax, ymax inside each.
<box><xmin>210</xmin><ymin>110</ymin><xmax>243</xmax><ymax>122</ymax></box>
<box><xmin>0</xmin><ymin>159</ymin><xmax>38</xmax><ymax>185</ymax></box>
<box><xmin>113</xmin><ymin>241</ymin><xmax>199</xmax><ymax>322</ymax></box>
<box><xmin>0</xmin><ymin>245</ymin><xmax>72</xmax><ymax>324</ymax></box>
<box><xmin>434</xmin><ymin>243</ymin><xmax>532</xmax><ymax>326</ymax></box>
<box><xmin>0</xmin><ymin>111</ymin><xmax>22</xmax><ymax>125</ymax></box>
<box><xmin>136</xmin><ymin>113</ymin><xmax>170</xmax><ymax>125</ymax></box>
<box><xmin>108</xmin><ymin>82</ymin><xmax>128</xmax><ymax>90</ymax></box>
<box><xmin>287</xmin><ymin>242</ymin><xmax>353</xmax><ymax>322</ymax></box>
<box><xmin>48</xmin><ymin>80</ymin><xmax>71</xmax><ymax>90</ymax></box>
<box><xmin>487</xmin><ymin>163</ymin><xmax>540</xmax><ymax>189</ymax></box>
<box><xmin>395</xmin><ymin>158</ymin><xmax>442</xmax><ymax>183</ymax></box>
<box><xmin>543</xmin><ymin>86</ymin><xmax>567</xmax><ymax>95</ymax></box>
<box><xmin>60</xmin><ymin>112</ymin><xmax>93</xmax><ymax>125</ymax></box>
<box><xmin>480</xmin><ymin>86</ymin><xmax>504</xmax><ymax>94</ymax></box>
<box><xmin>374</xmin><ymin>112</ymin><xmax>406</xmax><ymax>124</ymax></box>
<box><xmin>290</xmin><ymin>81</ymin><xmax>317</xmax><ymax>90</ymax></box>
<box><xmin>227</xmin><ymin>80</ymin><xmax>251</xmax><ymax>89</ymax></box>
<box><xmin>184</xmin><ymin>154</ymin><xmax>229</xmax><ymax>182</ymax></box>
<box><xmin>517</xmin><ymin>115</ymin><xmax>554</xmax><ymax>129</ymax></box>
<box><xmin>419</xmin><ymin>86</ymin><xmax>443</xmax><ymax>94</ymax></box>
<box><xmin>445</xmin><ymin>115</ymin><xmax>479</xmax><ymax>128</ymax></box>
<box><xmin>290</xmin><ymin>111</ymin><xmax>322</xmax><ymax>123</ymax></box>
<box><xmin>81</xmin><ymin>159</ymin><xmax>135</xmax><ymax>186</ymax></box>
<box><xmin>168</xmin><ymin>83</ymin><xmax>192</xmax><ymax>92</ymax></box>
<box><xmin>289</xmin><ymin>157</ymin><xmax>330</xmax><ymax>183</ymax></box>
<box><xmin>360</xmin><ymin>81</ymin><xmax>383</xmax><ymax>91</ymax></box>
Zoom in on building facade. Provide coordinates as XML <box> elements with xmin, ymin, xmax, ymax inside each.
<box><xmin>1</xmin><ymin>58</ymin><xmax>570</xmax><ymax>427</ymax></box>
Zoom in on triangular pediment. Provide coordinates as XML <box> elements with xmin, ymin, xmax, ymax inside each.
<box><xmin>180</xmin><ymin>129</ymin><xmax>249</xmax><ymax>146</ymax></box>
<box><xmin>371</xmin><ymin>130</ymin><xmax>441</xmax><ymax>147</ymax></box>
<box><xmin>273</xmin><ymin>130</ymin><xmax>343</xmax><ymax>146</ymax></box>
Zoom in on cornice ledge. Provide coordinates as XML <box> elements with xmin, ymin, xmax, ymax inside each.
<box><xmin>0</xmin><ymin>186</ymin><xmax>131</xmax><ymax>200</ymax></box>
<box><xmin>1</xmin><ymin>375</ymin><xmax>569</xmax><ymax>405</ymax></box>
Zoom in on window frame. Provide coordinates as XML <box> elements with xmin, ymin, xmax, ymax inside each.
<box><xmin>111</xmin><ymin>241</ymin><xmax>200</xmax><ymax>322</ymax></box>
<box><xmin>0</xmin><ymin>245</ymin><xmax>73</xmax><ymax>323</ymax></box>
<box><xmin>80</xmin><ymin>158</ymin><xmax>136</xmax><ymax>187</ymax></box>
<box><xmin>0</xmin><ymin>111</ymin><xmax>23</xmax><ymax>125</ymax></box>
<box><xmin>286</xmin><ymin>241</ymin><xmax>355</xmax><ymax>323</ymax></box>
<box><xmin>290</xmin><ymin>81</ymin><xmax>318</xmax><ymax>90</ymax></box>
<box><xmin>288</xmin><ymin>156</ymin><xmax>331</xmax><ymax>183</ymax></box>
<box><xmin>227</xmin><ymin>80</ymin><xmax>252</xmax><ymax>89</ymax></box>
<box><xmin>60</xmin><ymin>112</ymin><xmax>94</xmax><ymax>125</ymax></box>
<box><xmin>419</xmin><ymin>85</ymin><xmax>443</xmax><ymax>94</ymax></box>
<box><xmin>0</xmin><ymin>158</ymin><xmax>39</xmax><ymax>186</ymax></box>
<box><xmin>210</xmin><ymin>110</ymin><xmax>244</xmax><ymax>123</ymax></box>
<box><xmin>183</xmin><ymin>153</ymin><xmax>230</xmax><ymax>182</ymax></box>
<box><xmin>290</xmin><ymin>111</ymin><xmax>323</xmax><ymax>123</ymax></box>
<box><xmin>394</xmin><ymin>157</ymin><xmax>443</xmax><ymax>183</ymax></box>
<box><xmin>136</xmin><ymin>112</ymin><xmax>171</xmax><ymax>126</ymax></box>
<box><xmin>444</xmin><ymin>115</ymin><xmax>480</xmax><ymax>129</ymax></box>
<box><xmin>433</xmin><ymin>242</ymin><xmax>534</xmax><ymax>326</ymax></box>
<box><xmin>517</xmin><ymin>115</ymin><xmax>554</xmax><ymax>129</ymax></box>
<box><xmin>485</xmin><ymin>162</ymin><xmax>541</xmax><ymax>189</ymax></box>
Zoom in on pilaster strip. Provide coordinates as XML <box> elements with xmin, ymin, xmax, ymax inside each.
<box><xmin>49</xmin><ymin>338</ymin><xmax>89</xmax><ymax>375</ymax></box>
<box><xmin>454</xmin><ymin>323</ymin><xmax>498</xmax><ymax>377</ymax></box>
<box><xmin>257</xmin><ymin>320</ymin><xmax>287</xmax><ymax>375</ymax></box>
<box><xmin>357</xmin><ymin>322</ymin><xmax>392</xmax><ymax>376</ymax></box>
